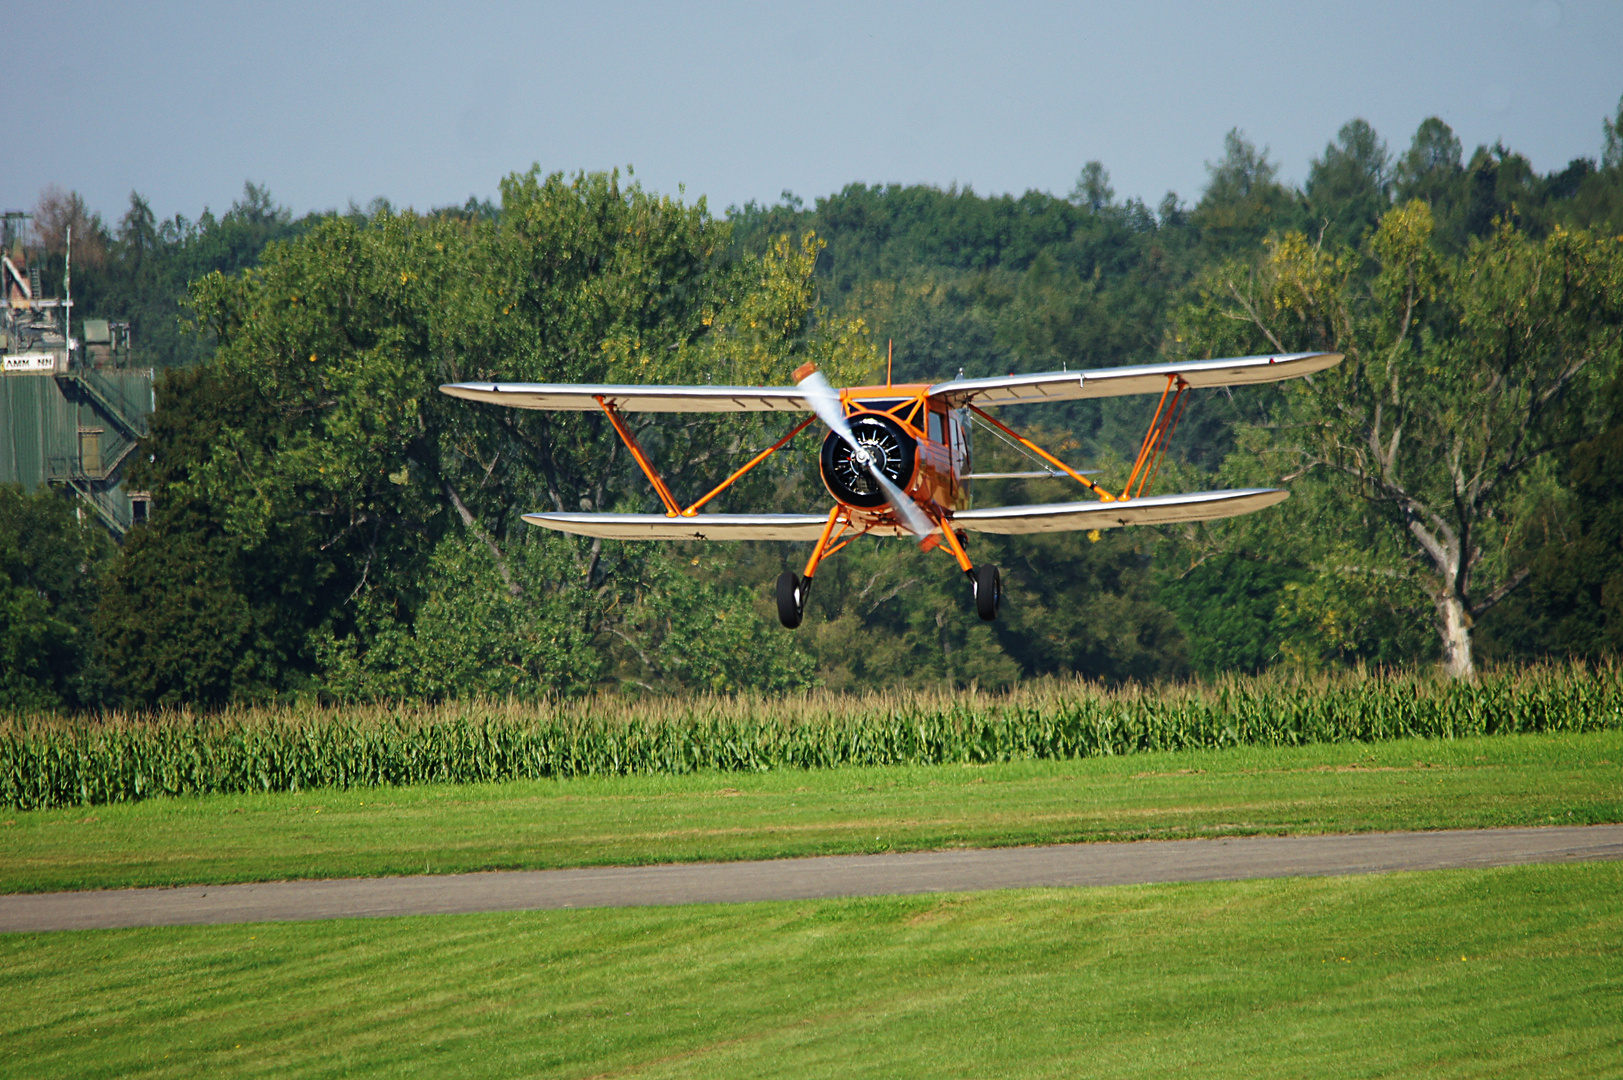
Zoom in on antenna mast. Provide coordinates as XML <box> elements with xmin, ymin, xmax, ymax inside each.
<box><xmin>64</xmin><ymin>226</ymin><xmax>73</xmax><ymax>361</ymax></box>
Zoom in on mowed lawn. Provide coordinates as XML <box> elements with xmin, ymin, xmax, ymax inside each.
<box><xmin>1</xmin><ymin>862</ymin><xmax>1619</xmax><ymax>1079</ymax></box>
<box><xmin>3</xmin><ymin>730</ymin><xmax>1621</xmax><ymax>894</ymax></box>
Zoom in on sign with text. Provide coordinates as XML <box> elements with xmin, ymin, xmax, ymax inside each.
<box><xmin>2</xmin><ymin>352</ymin><xmax>58</xmax><ymax>374</ymax></box>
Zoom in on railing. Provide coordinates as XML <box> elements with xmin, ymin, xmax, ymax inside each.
<box><xmin>55</xmin><ymin>366</ymin><xmax>149</xmax><ymax>440</ymax></box>
<box><xmin>95</xmin><ymin>436</ymin><xmax>139</xmax><ymax>481</ymax></box>
<box><xmin>62</xmin><ymin>475</ymin><xmax>130</xmax><ymax>536</ymax></box>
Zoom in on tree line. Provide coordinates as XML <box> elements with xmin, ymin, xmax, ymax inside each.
<box><xmin>3</xmin><ymin>105</ymin><xmax>1621</xmax><ymax>711</ymax></box>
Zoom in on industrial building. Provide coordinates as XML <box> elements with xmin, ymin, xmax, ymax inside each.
<box><xmin>2</xmin><ymin>209</ymin><xmax>153</xmax><ymax>535</ymax></box>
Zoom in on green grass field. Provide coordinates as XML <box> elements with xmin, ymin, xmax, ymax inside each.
<box><xmin>4</xmin><ymin>728</ymin><xmax>1620</xmax><ymax>1077</ymax></box>
<box><xmin>5</xmin><ymin>730</ymin><xmax>1621</xmax><ymax>894</ymax></box>
<box><xmin>3</xmin><ymin>862</ymin><xmax>1619</xmax><ymax>1079</ymax></box>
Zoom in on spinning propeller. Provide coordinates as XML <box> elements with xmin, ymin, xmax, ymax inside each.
<box><xmin>797</xmin><ymin>369</ymin><xmax>935</xmax><ymax>541</ymax></box>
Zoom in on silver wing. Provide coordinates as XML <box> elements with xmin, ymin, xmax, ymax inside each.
<box><xmin>521</xmin><ymin>489</ymin><xmax>1284</xmax><ymax>541</ymax></box>
<box><xmin>930</xmin><ymin>352</ymin><xmax>1342</xmax><ymax>408</ymax></box>
<box><xmin>442</xmin><ymin>352</ymin><xmax>1339</xmax><ymax>413</ymax></box>
<box><xmin>521</xmin><ymin>512</ymin><xmax>832</xmax><ymax>540</ymax></box>
<box><xmin>441</xmin><ymin>382</ymin><xmax>810</xmax><ymax>413</ymax></box>
<box><xmin>952</xmin><ymin>489</ymin><xmax>1288</xmax><ymax>534</ymax></box>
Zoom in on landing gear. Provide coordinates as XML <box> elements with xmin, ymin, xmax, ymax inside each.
<box><xmin>971</xmin><ymin>563</ymin><xmax>1001</xmax><ymax>621</ymax></box>
<box><xmin>777</xmin><ymin>571</ymin><xmax>808</xmax><ymax>629</ymax></box>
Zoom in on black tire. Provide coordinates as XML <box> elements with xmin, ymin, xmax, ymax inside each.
<box><xmin>972</xmin><ymin>563</ymin><xmax>1001</xmax><ymax>621</ymax></box>
<box><xmin>776</xmin><ymin>571</ymin><xmax>807</xmax><ymax>629</ymax></box>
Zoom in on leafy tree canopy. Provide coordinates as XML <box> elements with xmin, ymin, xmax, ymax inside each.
<box><xmin>0</xmin><ymin>486</ymin><xmax>112</xmax><ymax>711</ymax></box>
<box><xmin>16</xmin><ymin>98</ymin><xmax>1623</xmax><ymax>708</ymax></box>
<box><xmin>1179</xmin><ymin>201</ymin><xmax>1623</xmax><ymax>676</ymax></box>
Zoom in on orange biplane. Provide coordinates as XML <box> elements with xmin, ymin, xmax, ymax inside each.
<box><xmin>440</xmin><ymin>350</ymin><xmax>1341</xmax><ymax>627</ymax></box>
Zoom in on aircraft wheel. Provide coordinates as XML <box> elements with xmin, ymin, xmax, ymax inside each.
<box><xmin>972</xmin><ymin>563</ymin><xmax>1001</xmax><ymax>621</ymax></box>
<box><xmin>776</xmin><ymin>571</ymin><xmax>807</xmax><ymax>629</ymax></box>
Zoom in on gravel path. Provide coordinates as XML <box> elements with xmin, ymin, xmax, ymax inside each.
<box><xmin>5</xmin><ymin>824</ymin><xmax>1620</xmax><ymax>933</ymax></box>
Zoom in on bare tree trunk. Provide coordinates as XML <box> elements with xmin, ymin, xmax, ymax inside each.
<box><xmin>1435</xmin><ymin>591</ymin><xmax>1475</xmax><ymax>680</ymax></box>
<box><xmin>1406</xmin><ymin>517</ymin><xmax>1477</xmax><ymax>681</ymax></box>
<box><xmin>443</xmin><ymin>480</ymin><xmax>522</xmax><ymax>597</ymax></box>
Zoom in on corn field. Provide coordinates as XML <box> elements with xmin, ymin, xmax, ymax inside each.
<box><xmin>3</xmin><ymin>663</ymin><xmax>1619</xmax><ymax>810</ymax></box>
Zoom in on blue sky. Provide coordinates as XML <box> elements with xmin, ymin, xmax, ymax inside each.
<box><xmin>6</xmin><ymin>0</ymin><xmax>1621</xmax><ymax>223</ymax></box>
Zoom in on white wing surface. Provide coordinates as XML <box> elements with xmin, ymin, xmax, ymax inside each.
<box><xmin>521</xmin><ymin>512</ymin><xmax>832</xmax><ymax>540</ymax></box>
<box><xmin>523</xmin><ymin>489</ymin><xmax>1287</xmax><ymax>540</ymax></box>
<box><xmin>441</xmin><ymin>382</ymin><xmax>811</xmax><ymax>413</ymax></box>
<box><xmin>952</xmin><ymin>488</ymin><xmax>1288</xmax><ymax>535</ymax></box>
<box><xmin>930</xmin><ymin>352</ymin><xmax>1341</xmax><ymax>407</ymax></box>
<box><xmin>443</xmin><ymin>353</ymin><xmax>1339</xmax><ymax>412</ymax></box>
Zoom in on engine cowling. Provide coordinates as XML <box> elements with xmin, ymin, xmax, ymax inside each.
<box><xmin>819</xmin><ymin>412</ymin><xmax>918</xmax><ymax>508</ymax></box>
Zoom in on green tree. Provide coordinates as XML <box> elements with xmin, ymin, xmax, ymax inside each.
<box><xmin>98</xmin><ymin>170</ymin><xmax>868</xmax><ymax>705</ymax></box>
<box><xmin>1393</xmin><ymin>118</ymin><xmax>1468</xmax><ymax>248</ymax></box>
<box><xmin>1191</xmin><ymin>129</ymin><xmax>1302</xmax><ymax>253</ymax></box>
<box><xmin>1562</xmin><ymin>96</ymin><xmax>1623</xmax><ymax>235</ymax></box>
<box><xmin>0</xmin><ymin>487</ymin><xmax>112</xmax><ymax>711</ymax></box>
<box><xmin>1395</xmin><ymin>118</ymin><xmax>1465</xmax><ymax>197</ymax></box>
<box><xmin>1460</xmin><ymin>143</ymin><xmax>1548</xmax><ymax>240</ymax></box>
<box><xmin>1158</xmin><ymin>552</ymin><xmax>1302</xmax><ymax>676</ymax></box>
<box><xmin>1604</xmin><ymin>95</ymin><xmax>1623</xmax><ymax>172</ymax></box>
<box><xmin>1182</xmin><ymin>202</ymin><xmax>1623</xmax><ymax>677</ymax></box>
<box><xmin>88</xmin><ymin>184</ymin><xmax>313</xmax><ymax>369</ymax></box>
<box><xmin>1306</xmin><ymin>119</ymin><xmax>1392</xmax><ymax>246</ymax></box>
<box><xmin>95</xmin><ymin>363</ymin><xmax>318</xmax><ymax>708</ymax></box>
<box><xmin>314</xmin><ymin>534</ymin><xmax>605</xmax><ymax>701</ymax></box>
<box><xmin>987</xmin><ymin>527</ymin><xmax>1187</xmax><ymax>685</ymax></box>
<box><xmin>625</xmin><ymin>555</ymin><xmax>817</xmax><ymax>695</ymax></box>
<box><xmin>1480</xmin><ymin>376</ymin><xmax>1623</xmax><ymax>659</ymax></box>
<box><xmin>1070</xmin><ymin>162</ymin><xmax>1115</xmax><ymax>212</ymax></box>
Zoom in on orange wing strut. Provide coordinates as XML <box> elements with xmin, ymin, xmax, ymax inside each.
<box><xmin>683</xmin><ymin>415</ymin><xmax>815</xmax><ymax>516</ymax></box>
<box><xmin>802</xmin><ymin>505</ymin><xmax>849</xmax><ymax>580</ymax></box>
<box><xmin>933</xmin><ymin>513</ymin><xmax>974</xmax><ymax>572</ymax></box>
<box><xmin>966</xmin><ymin>404</ymin><xmax>1116</xmax><ymax>502</ymax></box>
<box><xmin>1120</xmin><ymin>374</ymin><xmax>1188</xmax><ymax>500</ymax></box>
<box><xmin>597</xmin><ymin>397</ymin><xmax>681</xmax><ymax>515</ymax></box>
<box><xmin>596</xmin><ymin>399</ymin><xmax>814</xmax><ymax>518</ymax></box>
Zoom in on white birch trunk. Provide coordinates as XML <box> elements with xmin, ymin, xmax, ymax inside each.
<box><xmin>1435</xmin><ymin>591</ymin><xmax>1475</xmax><ymax>680</ymax></box>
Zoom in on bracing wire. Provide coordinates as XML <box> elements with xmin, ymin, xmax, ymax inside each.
<box><xmin>967</xmin><ymin>412</ymin><xmax>1068</xmax><ymax>476</ymax></box>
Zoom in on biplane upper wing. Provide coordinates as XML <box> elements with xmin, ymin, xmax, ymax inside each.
<box><xmin>442</xmin><ymin>352</ymin><xmax>1340</xmax><ymax>412</ymax></box>
<box><xmin>441</xmin><ymin>382</ymin><xmax>811</xmax><ymax>413</ymax></box>
<box><xmin>929</xmin><ymin>351</ymin><xmax>1341</xmax><ymax>408</ymax></box>
<box><xmin>520</xmin><ymin>512</ymin><xmax>833</xmax><ymax>540</ymax></box>
<box><xmin>952</xmin><ymin>488</ymin><xmax>1289</xmax><ymax>534</ymax></box>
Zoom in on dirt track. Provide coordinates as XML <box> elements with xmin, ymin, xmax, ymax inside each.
<box><xmin>5</xmin><ymin>824</ymin><xmax>1620</xmax><ymax>933</ymax></box>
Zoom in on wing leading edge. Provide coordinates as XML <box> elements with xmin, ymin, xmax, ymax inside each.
<box><xmin>951</xmin><ymin>488</ymin><xmax>1288</xmax><ymax>534</ymax></box>
<box><xmin>441</xmin><ymin>382</ymin><xmax>811</xmax><ymax>413</ymax></box>
<box><xmin>521</xmin><ymin>489</ymin><xmax>1286</xmax><ymax>541</ymax></box>
<box><xmin>930</xmin><ymin>352</ymin><xmax>1342</xmax><ymax>407</ymax></box>
<box><xmin>520</xmin><ymin>513</ymin><xmax>833</xmax><ymax>540</ymax></box>
<box><xmin>441</xmin><ymin>352</ymin><xmax>1338</xmax><ymax>413</ymax></box>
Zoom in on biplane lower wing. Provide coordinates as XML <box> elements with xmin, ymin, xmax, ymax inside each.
<box><xmin>522</xmin><ymin>489</ymin><xmax>1286</xmax><ymax>541</ymax></box>
<box><xmin>520</xmin><ymin>512</ymin><xmax>833</xmax><ymax>540</ymax></box>
<box><xmin>952</xmin><ymin>488</ymin><xmax>1289</xmax><ymax>534</ymax></box>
